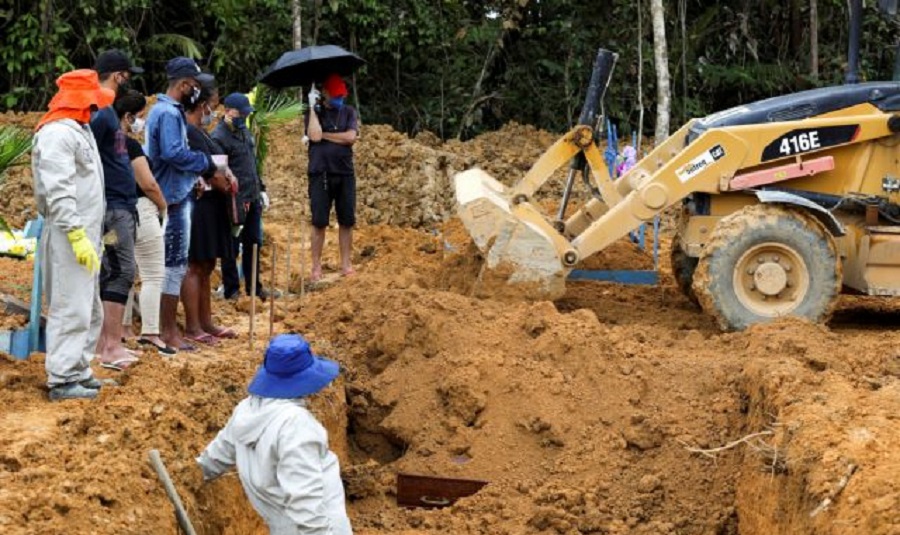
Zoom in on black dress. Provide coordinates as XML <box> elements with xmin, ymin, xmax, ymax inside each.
<box><xmin>187</xmin><ymin>124</ymin><xmax>234</xmax><ymax>263</ymax></box>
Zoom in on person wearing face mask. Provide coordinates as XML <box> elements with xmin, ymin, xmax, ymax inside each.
<box><xmin>197</xmin><ymin>334</ymin><xmax>352</xmax><ymax>535</ymax></box>
<box><xmin>91</xmin><ymin>49</ymin><xmax>144</xmax><ymax>371</ymax></box>
<box><xmin>182</xmin><ymin>76</ymin><xmax>237</xmax><ymax>345</ymax></box>
<box><xmin>304</xmin><ymin>73</ymin><xmax>359</xmax><ymax>282</ymax></box>
<box><xmin>113</xmin><ymin>90</ymin><xmax>176</xmax><ymax>356</ymax></box>
<box><xmin>144</xmin><ymin>57</ymin><xmax>221</xmax><ymax>352</ymax></box>
<box><xmin>32</xmin><ymin>70</ymin><xmax>115</xmax><ymax>400</ymax></box>
<box><xmin>213</xmin><ymin>92</ymin><xmax>269</xmax><ymax>301</ymax></box>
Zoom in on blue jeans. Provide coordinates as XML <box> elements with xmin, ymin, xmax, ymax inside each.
<box><xmin>163</xmin><ymin>196</ymin><xmax>194</xmax><ymax>296</ymax></box>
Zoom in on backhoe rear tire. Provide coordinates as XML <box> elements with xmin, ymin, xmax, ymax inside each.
<box><xmin>670</xmin><ymin>235</ymin><xmax>699</xmax><ymax>307</ymax></box>
<box><xmin>692</xmin><ymin>204</ymin><xmax>841</xmax><ymax>331</ymax></box>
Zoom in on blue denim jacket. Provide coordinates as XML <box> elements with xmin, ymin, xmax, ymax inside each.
<box><xmin>145</xmin><ymin>94</ymin><xmax>212</xmax><ymax>205</ymax></box>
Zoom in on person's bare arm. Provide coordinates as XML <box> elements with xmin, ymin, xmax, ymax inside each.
<box><xmin>307</xmin><ymin>109</ymin><xmax>323</xmax><ymax>142</ymax></box>
<box><xmin>131</xmin><ymin>156</ymin><xmax>168</xmax><ymax>214</ymax></box>
<box><xmin>321</xmin><ymin>130</ymin><xmax>358</xmax><ymax>146</ymax></box>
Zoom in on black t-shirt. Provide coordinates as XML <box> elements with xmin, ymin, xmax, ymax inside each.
<box><xmin>187</xmin><ymin>123</ymin><xmax>226</xmax><ymax>199</ymax></box>
<box><xmin>305</xmin><ymin>104</ymin><xmax>358</xmax><ymax>175</ymax></box>
<box><xmin>211</xmin><ymin>122</ymin><xmax>262</xmax><ymax>204</ymax></box>
<box><xmin>90</xmin><ymin>106</ymin><xmax>137</xmax><ymax>210</ymax></box>
<box><xmin>187</xmin><ymin>123</ymin><xmax>224</xmax><ymax>157</ymax></box>
<box><xmin>125</xmin><ymin>137</ymin><xmax>148</xmax><ymax>199</ymax></box>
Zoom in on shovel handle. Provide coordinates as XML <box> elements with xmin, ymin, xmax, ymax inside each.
<box><xmin>148</xmin><ymin>449</ymin><xmax>198</xmax><ymax>535</ymax></box>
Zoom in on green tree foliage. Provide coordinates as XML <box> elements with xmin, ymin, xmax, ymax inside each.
<box><xmin>0</xmin><ymin>0</ymin><xmax>897</xmax><ymax>139</ymax></box>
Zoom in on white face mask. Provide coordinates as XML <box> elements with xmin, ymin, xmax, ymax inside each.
<box><xmin>130</xmin><ymin>116</ymin><xmax>146</xmax><ymax>134</ymax></box>
<box><xmin>201</xmin><ymin>113</ymin><xmax>213</xmax><ymax>127</ymax></box>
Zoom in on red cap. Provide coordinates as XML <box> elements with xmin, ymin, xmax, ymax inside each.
<box><xmin>322</xmin><ymin>74</ymin><xmax>348</xmax><ymax>98</ymax></box>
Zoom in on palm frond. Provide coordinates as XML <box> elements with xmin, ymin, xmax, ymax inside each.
<box><xmin>247</xmin><ymin>85</ymin><xmax>302</xmax><ymax>177</ymax></box>
<box><xmin>0</xmin><ymin>215</ymin><xmax>12</xmax><ymax>239</ymax></box>
<box><xmin>144</xmin><ymin>33</ymin><xmax>205</xmax><ymax>59</ymax></box>
<box><xmin>0</xmin><ymin>125</ymin><xmax>32</xmax><ymax>186</ymax></box>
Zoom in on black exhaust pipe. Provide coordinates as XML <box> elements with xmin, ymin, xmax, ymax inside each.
<box><xmin>578</xmin><ymin>48</ymin><xmax>618</xmax><ymax>127</ymax></box>
<box><xmin>557</xmin><ymin>48</ymin><xmax>618</xmax><ymax>228</ymax></box>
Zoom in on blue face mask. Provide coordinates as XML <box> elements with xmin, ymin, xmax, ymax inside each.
<box><xmin>329</xmin><ymin>97</ymin><xmax>344</xmax><ymax>109</ymax></box>
<box><xmin>232</xmin><ymin>115</ymin><xmax>246</xmax><ymax>129</ymax></box>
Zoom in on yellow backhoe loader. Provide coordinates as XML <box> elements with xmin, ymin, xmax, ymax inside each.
<box><xmin>454</xmin><ymin>50</ymin><xmax>900</xmax><ymax>330</ymax></box>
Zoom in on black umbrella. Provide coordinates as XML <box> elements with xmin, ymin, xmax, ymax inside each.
<box><xmin>258</xmin><ymin>45</ymin><xmax>365</xmax><ymax>88</ymax></box>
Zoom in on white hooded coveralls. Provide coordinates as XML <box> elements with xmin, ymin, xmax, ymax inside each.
<box><xmin>32</xmin><ymin>119</ymin><xmax>105</xmax><ymax>386</ymax></box>
<box><xmin>197</xmin><ymin>396</ymin><xmax>353</xmax><ymax>535</ymax></box>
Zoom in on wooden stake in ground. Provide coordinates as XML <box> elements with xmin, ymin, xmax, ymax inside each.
<box><xmin>299</xmin><ymin>209</ymin><xmax>306</xmax><ymax>302</ymax></box>
<box><xmin>269</xmin><ymin>242</ymin><xmax>277</xmax><ymax>339</ymax></box>
<box><xmin>148</xmin><ymin>449</ymin><xmax>198</xmax><ymax>535</ymax></box>
<box><xmin>285</xmin><ymin>224</ymin><xmax>293</xmax><ymax>296</ymax></box>
<box><xmin>249</xmin><ymin>243</ymin><xmax>259</xmax><ymax>351</ymax></box>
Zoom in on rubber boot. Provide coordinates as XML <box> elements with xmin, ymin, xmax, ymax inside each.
<box><xmin>49</xmin><ymin>382</ymin><xmax>99</xmax><ymax>401</ymax></box>
<box><xmin>79</xmin><ymin>376</ymin><xmax>103</xmax><ymax>390</ymax></box>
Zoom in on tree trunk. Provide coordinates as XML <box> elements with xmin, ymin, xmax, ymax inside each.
<box><xmin>809</xmin><ymin>0</ymin><xmax>818</xmax><ymax>80</ymax></box>
<box><xmin>291</xmin><ymin>0</ymin><xmax>302</xmax><ymax>49</ymax></box>
<box><xmin>650</xmin><ymin>0</ymin><xmax>670</xmax><ymax>145</ymax></box>
<box><xmin>292</xmin><ymin>0</ymin><xmax>303</xmax><ymax>106</ymax></box>
<box><xmin>41</xmin><ymin>0</ymin><xmax>54</xmax><ymax>105</ymax></box>
<box><xmin>679</xmin><ymin>0</ymin><xmax>687</xmax><ymax>125</ymax></box>
<box><xmin>790</xmin><ymin>0</ymin><xmax>802</xmax><ymax>54</ymax></box>
<box><xmin>313</xmin><ymin>0</ymin><xmax>322</xmax><ymax>45</ymax></box>
<box><xmin>637</xmin><ymin>0</ymin><xmax>644</xmax><ymax>145</ymax></box>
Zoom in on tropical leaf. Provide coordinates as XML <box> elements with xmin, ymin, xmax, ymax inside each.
<box><xmin>144</xmin><ymin>33</ymin><xmax>205</xmax><ymax>59</ymax></box>
<box><xmin>0</xmin><ymin>125</ymin><xmax>32</xmax><ymax>186</ymax></box>
<box><xmin>246</xmin><ymin>85</ymin><xmax>302</xmax><ymax>178</ymax></box>
<box><xmin>0</xmin><ymin>214</ymin><xmax>12</xmax><ymax>241</ymax></box>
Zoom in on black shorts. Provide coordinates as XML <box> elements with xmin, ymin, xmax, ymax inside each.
<box><xmin>308</xmin><ymin>172</ymin><xmax>356</xmax><ymax>229</ymax></box>
<box><xmin>100</xmin><ymin>208</ymin><xmax>137</xmax><ymax>304</ymax></box>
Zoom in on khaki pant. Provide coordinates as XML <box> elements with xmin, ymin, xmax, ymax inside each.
<box><xmin>124</xmin><ymin>197</ymin><xmax>165</xmax><ymax>334</ymax></box>
<box><xmin>42</xmin><ymin>224</ymin><xmax>102</xmax><ymax>387</ymax></box>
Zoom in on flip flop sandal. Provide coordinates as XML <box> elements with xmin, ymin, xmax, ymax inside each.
<box><xmin>186</xmin><ymin>333</ymin><xmax>220</xmax><ymax>346</ymax></box>
<box><xmin>208</xmin><ymin>327</ymin><xmax>237</xmax><ymax>339</ymax></box>
<box><xmin>178</xmin><ymin>342</ymin><xmax>199</xmax><ymax>352</ymax></box>
<box><xmin>138</xmin><ymin>338</ymin><xmax>178</xmax><ymax>356</ymax></box>
<box><xmin>100</xmin><ymin>357</ymin><xmax>139</xmax><ymax>371</ymax></box>
<box><xmin>156</xmin><ymin>345</ymin><xmax>178</xmax><ymax>356</ymax></box>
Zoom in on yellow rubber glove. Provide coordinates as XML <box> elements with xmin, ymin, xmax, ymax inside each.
<box><xmin>66</xmin><ymin>228</ymin><xmax>101</xmax><ymax>274</ymax></box>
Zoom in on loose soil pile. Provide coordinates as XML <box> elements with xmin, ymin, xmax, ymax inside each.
<box><xmin>0</xmin><ymin>115</ymin><xmax>898</xmax><ymax>535</ymax></box>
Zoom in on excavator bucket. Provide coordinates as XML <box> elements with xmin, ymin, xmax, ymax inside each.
<box><xmin>452</xmin><ymin>48</ymin><xmax>618</xmax><ymax>299</ymax></box>
<box><xmin>454</xmin><ymin>169</ymin><xmax>567</xmax><ymax>298</ymax></box>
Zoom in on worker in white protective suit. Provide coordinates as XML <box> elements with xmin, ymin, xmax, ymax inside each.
<box><xmin>32</xmin><ymin>69</ymin><xmax>115</xmax><ymax>401</ymax></box>
<box><xmin>197</xmin><ymin>334</ymin><xmax>353</xmax><ymax>535</ymax></box>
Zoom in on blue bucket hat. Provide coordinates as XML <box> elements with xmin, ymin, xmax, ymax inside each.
<box><xmin>248</xmin><ymin>334</ymin><xmax>340</xmax><ymax>399</ymax></box>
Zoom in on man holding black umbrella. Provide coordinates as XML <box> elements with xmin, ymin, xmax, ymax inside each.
<box><xmin>305</xmin><ymin>73</ymin><xmax>359</xmax><ymax>282</ymax></box>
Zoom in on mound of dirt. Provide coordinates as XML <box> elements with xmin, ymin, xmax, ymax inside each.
<box><xmin>1</xmin><ymin>113</ymin><xmax>898</xmax><ymax>535</ymax></box>
<box><xmin>259</xmin><ymin>119</ymin><xmax>578</xmax><ymax>231</ymax></box>
<box><xmin>0</xmin><ymin>112</ymin><xmax>583</xmax><ymax>232</ymax></box>
<box><xmin>0</xmin><ymin>340</ymin><xmax>348</xmax><ymax>535</ymax></box>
